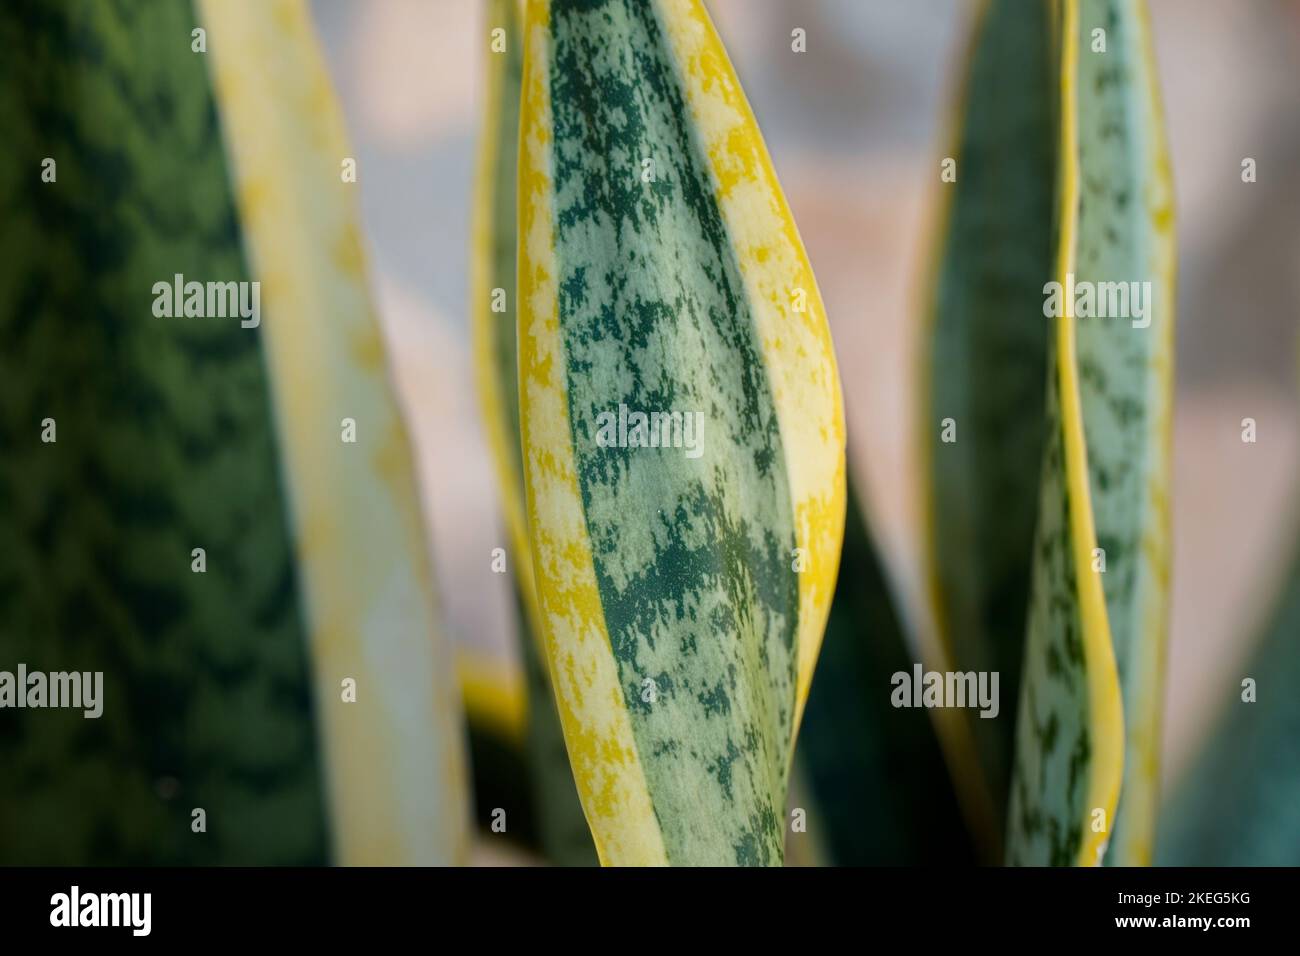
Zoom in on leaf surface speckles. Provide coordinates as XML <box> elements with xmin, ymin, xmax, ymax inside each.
<box><xmin>1007</xmin><ymin>0</ymin><xmax>1173</xmax><ymax>868</ymax></box>
<box><xmin>518</xmin><ymin>0</ymin><xmax>844</xmax><ymax>865</ymax></box>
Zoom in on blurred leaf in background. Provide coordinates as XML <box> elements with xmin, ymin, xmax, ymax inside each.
<box><xmin>797</xmin><ymin>474</ymin><xmax>973</xmax><ymax>865</ymax></box>
<box><xmin>0</xmin><ymin>0</ymin><xmax>329</xmax><ymax>865</ymax></box>
<box><xmin>919</xmin><ymin>0</ymin><xmax>1058</xmax><ymax>855</ymax></box>
<box><xmin>470</xmin><ymin>0</ymin><xmax>597</xmax><ymax>865</ymax></box>
<box><xmin>1006</xmin><ymin>0</ymin><xmax>1174</xmax><ymax>867</ymax></box>
<box><xmin>0</xmin><ymin>0</ymin><xmax>468</xmax><ymax>864</ymax></box>
<box><xmin>923</xmin><ymin>0</ymin><xmax>1174</xmax><ymax>867</ymax></box>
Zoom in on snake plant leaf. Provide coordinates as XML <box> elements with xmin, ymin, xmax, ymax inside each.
<box><xmin>0</xmin><ymin>0</ymin><xmax>467</xmax><ymax>864</ymax></box>
<box><xmin>1159</xmin><ymin>529</ymin><xmax>1300</xmax><ymax>866</ymax></box>
<box><xmin>471</xmin><ymin>0</ymin><xmax>597</xmax><ymax>865</ymax></box>
<box><xmin>919</xmin><ymin>0</ymin><xmax>1059</xmax><ymax>853</ymax></box>
<box><xmin>0</xmin><ymin>0</ymin><xmax>335</xmax><ymax>868</ymax></box>
<box><xmin>460</xmin><ymin>595</ymin><xmax>599</xmax><ymax>864</ymax></box>
<box><xmin>1006</xmin><ymin>0</ymin><xmax>1175</xmax><ymax>867</ymax></box>
<box><xmin>0</xmin><ymin>0</ymin><xmax>329</xmax><ymax>865</ymax></box>
<box><xmin>516</xmin><ymin>598</ymin><xmax>604</xmax><ymax>863</ymax></box>
<box><xmin>474</xmin><ymin>0</ymin><xmax>535</xmax><ymax>612</ymax></box>
<box><xmin>797</xmin><ymin>475</ymin><xmax>973</xmax><ymax>865</ymax></box>
<box><xmin>518</xmin><ymin>0</ymin><xmax>845</xmax><ymax>865</ymax></box>
<box><xmin>199</xmin><ymin>0</ymin><xmax>470</xmax><ymax>864</ymax></box>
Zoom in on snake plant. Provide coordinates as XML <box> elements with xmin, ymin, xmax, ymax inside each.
<box><xmin>11</xmin><ymin>0</ymin><xmax>1296</xmax><ymax>872</ymax></box>
<box><xmin>0</xmin><ymin>0</ymin><xmax>466</xmax><ymax>864</ymax></box>
<box><xmin>923</xmin><ymin>0</ymin><xmax>1174</xmax><ymax>866</ymax></box>
<box><xmin>515</xmin><ymin>0</ymin><xmax>846</xmax><ymax>865</ymax></box>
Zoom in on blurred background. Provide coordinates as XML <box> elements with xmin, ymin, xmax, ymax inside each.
<box><xmin>308</xmin><ymin>0</ymin><xmax>1300</xmax><ymax>809</ymax></box>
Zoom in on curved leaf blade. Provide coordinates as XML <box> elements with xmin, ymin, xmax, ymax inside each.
<box><xmin>518</xmin><ymin>0</ymin><xmax>845</xmax><ymax>865</ymax></box>
<box><xmin>798</xmin><ymin>477</ymin><xmax>974</xmax><ymax>865</ymax></box>
<box><xmin>473</xmin><ymin>0</ymin><xmax>536</xmax><ymax>623</ymax></box>
<box><xmin>1007</xmin><ymin>0</ymin><xmax>1174</xmax><ymax>867</ymax></box>
<box><xmin>0</xmin><ymin>0</ymin><xmax>329</xmax><ymax>865</ymax></box>
<box><xmin>471</xmin><ymin>0</ymin><xmax>597</xmax><ymax>865</ymax></box>
<box><xmin>200</xmin><ymin>0</ymin><xmax>470</xmax><ymax>864</ymax></box>
<box><xmin>1074</xmin><ymin>0</ymin><xmax>1175</xmax><ymax>867</ymax></box>
<box><xmin>920</xmin><ymin>0</ymin><xmax>1059</xmax><ymax>854</ymax></box>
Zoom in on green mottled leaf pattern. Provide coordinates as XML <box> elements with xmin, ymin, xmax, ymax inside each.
<box><xmin>1006</xmin><ymin>0</ymin><xmax>1173</xmax><ymax>867</ymax></box>
<box><xmin>0</xmin><ymin>0</ymin><xmax>328</xmax><ymax>864</ymax></box>
<box><xmin>1072</xmin><ymin>0</ymin><xmax>1174</xmax><ymax>867</ymax></box>
<box><xmin>1006</xmin><ymin>366</ymin><xmax>1098</xmax><ymax>866</ymax></box>
<box><xmin>520</xmin><ymin>0</ymin><xmax>844</xmax><ymax>865</ymax></box>
<box><xmin>549</xmin><ymin>0</ymin><xmax>798</xmax><ymax>866</ymax></box>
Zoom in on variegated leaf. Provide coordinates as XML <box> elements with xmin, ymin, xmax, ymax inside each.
<box><xmin>0</xmin><ymin>0</ymin><xmax>469</xmax><ymax>865</ymax></box>
<box><xmin>471</xmin><ymin>0</ymin><xmax>597</xmax><ymax>865</ymax></box>
<box><xmin>1006</xmin><ymin>0</ymin><xmax>1175</xmax><ymax>867</ymax></box>
<box><xmin>474</xmin><ymin>0</ymin><xmax>534</xmax><ymax>604</ymax></box>
<box><xmin>518</xmin><ymin>0</ymin><xmax>845</xmax><ymax>865</ymax></box>
<box><xmin>0</xmin><ymin>0</ymin><xmax>329</xmax><ymax>865</ymax></box>
<box><xmin>920</xmin><ymin>0</ymin><xmax>1059</xmax><ymax>856</ymax></box>
<box><xmin>201</xmin><ymin>0</ymin><xmax>470</xmax><ymax>865</ymax></box>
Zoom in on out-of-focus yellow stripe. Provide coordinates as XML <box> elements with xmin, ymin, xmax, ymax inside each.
<box><xmin>471</xmin><ymin>0</ymin><xmax>544</xmax><ymax>644</ymax></box>
<box><xmin>459</xmin><ymin>651</ymin><xmax>528</xmax><ymax>748</ymax></box>
<box><xmin>199</xmin><ymin>0</ymin><xmax>469</xmax><ymax>865</ymax></box>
